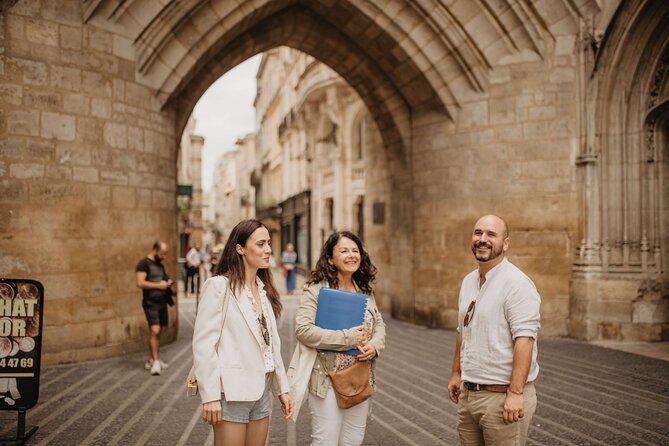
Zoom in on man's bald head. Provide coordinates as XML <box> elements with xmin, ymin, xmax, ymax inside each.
<box><xmin>474</xmin><ymin>215</ymin><xmax>509</xmax><ymax>239</ymax></box>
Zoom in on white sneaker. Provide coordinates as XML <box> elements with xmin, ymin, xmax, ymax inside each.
<box><xmin>150</xmin><ymin>360</ymin><xmax>161</xmax><ymax>376</ymax></box>
<box><xmin>145</xmin><ymin>359</ymin><xmax>168</xmax><ymax>370</ymax></box>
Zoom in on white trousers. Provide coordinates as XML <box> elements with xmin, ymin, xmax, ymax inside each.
<box><xmin>308</xmin><ymin>387</ymin><xmax>370</xmax><ymax>446</ymax></box>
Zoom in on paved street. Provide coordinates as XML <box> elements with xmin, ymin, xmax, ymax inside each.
<box><xmin>1</xmin><ymin>294</ymin><xmax>668</xmax><ymax>445</ymax></box>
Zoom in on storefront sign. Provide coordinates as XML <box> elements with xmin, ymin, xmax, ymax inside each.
<box><xmin>0</xmin><ymin>279</ymin><xmax>43</xmax><ymax>411</ymax></box>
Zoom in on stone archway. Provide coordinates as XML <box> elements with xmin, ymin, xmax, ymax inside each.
<box><xmin>571</xmin><ymin>0</ymin><xmax>669</xmax><ymax>341</ymax></box>
<box><xmin>1</xmin><ymin>0</ymin><xmax>606</xmax><ymax>362</ymax></box>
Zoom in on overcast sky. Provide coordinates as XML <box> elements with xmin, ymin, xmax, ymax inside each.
<box><xmin>193</xmin><ymin>54</ymin><xmax>262</xmax><ymax>192</ymax></box>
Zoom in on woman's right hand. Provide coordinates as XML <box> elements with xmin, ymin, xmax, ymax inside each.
<box><xmin>202</xmin><ymin>400</ymin><xmax>222</xmax><ymax>425</ymax></box>
<box><xmin>351</xmin><ymin>325</ymin><xmax>365</xmax><ymax>345</ymax></box>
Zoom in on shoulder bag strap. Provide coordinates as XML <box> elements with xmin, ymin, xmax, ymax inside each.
<box><xmin>221</xmin><ymin>281</ymin><xmax>230</xmax><ymax>329</ymax></box>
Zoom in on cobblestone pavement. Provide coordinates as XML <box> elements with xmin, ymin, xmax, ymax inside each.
<box><xmin>1</xmin><ymin>295</ymin><xmax>668</xmax><ymax>445</ymax></box>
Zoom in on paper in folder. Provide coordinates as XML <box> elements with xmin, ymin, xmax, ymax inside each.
<box><xmin>315</xmin><ymin>287</ymin><xmax>369</xmax><ymax>355</ymax></box>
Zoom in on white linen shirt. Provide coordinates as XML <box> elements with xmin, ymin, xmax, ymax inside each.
<box><xmin>458</xmin><ymin>258</ymin><xmax>541</xmax><ymax>385</ymax></box>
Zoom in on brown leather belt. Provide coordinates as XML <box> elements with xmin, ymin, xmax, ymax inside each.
<box><xmin>463</xmin><ymin>382</ymin><xmax>509</xmax><ymax>393</ymax></box>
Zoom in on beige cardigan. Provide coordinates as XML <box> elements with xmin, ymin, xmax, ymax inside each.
<box><xmin>287</xmin><ymin>281</ymin><xmax>386</xmax><ymax>421</ymax></box>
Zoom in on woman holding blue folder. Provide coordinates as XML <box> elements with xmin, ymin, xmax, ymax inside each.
<box><xmin>288</xmin><ymin>231</ymin><xmax>386</xmax><ymax>445</ymax></box>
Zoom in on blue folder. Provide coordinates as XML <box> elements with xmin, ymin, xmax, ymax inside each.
<box><xmin>315</xmin><ymin>287</ymin><xmax>369</xmax><ymax>355</ymax></box>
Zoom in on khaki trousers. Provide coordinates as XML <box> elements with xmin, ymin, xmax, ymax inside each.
<box><xmin>457</xmin><ymin>382</ymin><xmax>537</xmax><ymax>446</ymax></box>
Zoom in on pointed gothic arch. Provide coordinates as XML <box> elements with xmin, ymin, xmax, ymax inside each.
<box><xmin>572</xmin><ymin>0</ymin><xmax>669</xmax><ymax>341</ymax></box>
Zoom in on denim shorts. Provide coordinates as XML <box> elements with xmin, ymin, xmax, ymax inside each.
<box><xmin>221</xmin><ymin>374</ymin><xmax>272</xmax><ymax>423</ymax></box>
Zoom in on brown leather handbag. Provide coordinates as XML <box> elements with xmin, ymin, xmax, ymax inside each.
<box><xmin>321</xmin><ymin>357</ymin><xmax>372</xmax><ymax>409</ymax></box>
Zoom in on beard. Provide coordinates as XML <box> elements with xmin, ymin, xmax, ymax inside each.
<box><xmin>471</xmin><ymin>241</ymin><xmax>503</xmax><ymax>262</ymax></box>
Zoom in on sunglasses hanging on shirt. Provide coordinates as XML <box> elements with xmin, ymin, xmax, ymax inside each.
<box><xmin>258</xmin><ymin>313</ymin><xmax>270</xmax><ymax>345</ymax></box>
<box><xmin>464</xmin><ymin>300</ymin><xmax>476</xmax><ymax>327</ymax></box>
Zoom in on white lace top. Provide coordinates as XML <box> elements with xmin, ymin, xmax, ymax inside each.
<box><xmin>242</xmin><ymin>281</ymin><xmax>275</xmax><ymax>373</ymax></box>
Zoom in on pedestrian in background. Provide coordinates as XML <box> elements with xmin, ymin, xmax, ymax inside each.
<box><xmin>288</xmin><ymin>231</ymin><xmax>386</xmax><ymax>446</ymax></box>
<box><xmin>186</xmin><ymin>242</ymin><xmax>202</xmax><ymax>295</ymax></box>
<box><xmin>135</xmin><ymin>241</ymin><xmax>172</xmax><ymax>376</ymax></box>
<box><xmin>192</xmin><ymin>219</ymin><xmax>294</xmax><ymax>446</ymax></box>
<box><xmin>281</xmin><ymin>242</ymin><xmax>297</xmax><ymax>294</ymax></box>
<box><xmin>209</xmin><ymin>243</ymin><xmax>222</xmax><ymax>275</ymax></box>
<box><xmin>448</xmin><ymin>215</ymin><xmax>541</xmax><ymax>446</ymax></box>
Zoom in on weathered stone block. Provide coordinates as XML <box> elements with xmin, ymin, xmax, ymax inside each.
<box><xmin>41</xmin><ymin>111</ymin><xmax>75</xmax><ymax>141</ymax></box>
<box><xmin>59</xmin><ymin>25</ymin><xmax>82</xmax><ymax>50</ymax></box>
<box><xmin>91</xmin><ymin>98</ymin><xmax>111</xmax><ymax>118</ymax></box>
<box><xmin>100</xmin><ymin>169</ymin><xmax>128</xmax><ymax>185</ymax></box>
<box><xmin>0</xmin><ymin>180</ymin><xmax>27</xmax><ymax>202</ymax></box>
<box><xmin>113</xmin><ymin>79</ymin><xmax>125</xmax><ymax>99</ymax></box>
<box><xmin>40</xmin><ymin>0</ymin><xmax>82</xmax><ymax>25</ymax></box>
<box><xmin>7</xmin><ymin>110</ymin><xmax>39</xmax><ymax>136</ymax></box>
<box><xmin>528</xmin><ymin>105</ymin><xmax>557</xmax><ymax>120</ymax></box>
<box><xmin>45</xmin><ymin>165</ymin><xmax>72</xmax><ymax>180</ymax></box>
<box><xmin>76</xmin><ymin>117</ymin><xmax>100</xmax><ymax>144</ymax></box>
<box><xmin>41</xmin><ymin>273</ymin><xmax>88</xmax><ymax>301</ymax></box>
<box><xmin>5</xmin><ymin>12</ymin><xmax>25</xmax><ymax>40</ymax></box>
<box><xmin>50</xmin><ymin>65</ymin><xmax>82</xmax><ymax>91</ymax></box>
<box><xmin>87</xmin><ymin>27</ymin><xmax>113</xmax><ymax>53</ymax></box>
<box><xmin>112</xmin><ymin>186</ymin><xmax>136</xmax><ymax>208</ymax></box>
<box><xmin>127</xmin><ymin>126</ymin><xmax>144</xmax><ymax>151</ymax></box>
<box><xmin>31</xmin><ymin>43</ymin><xmax>61</xmax><ymax>64</ymax></box>
<box><xmin>63</xmin><ymin>93</ymin><xmax>90</xmax><ymax>115</ymax></box>
<box><xmin>73</xmin><ymin>166</ymin><xmax>99</xmax><ymax>183</ymax></box>
<box><xmin>136</xmin><ymin>188</ymin><xmax>151</xmax><ymax>207</ymax></box>
<box><xmin>103</xmin><ymin>122</ymin><xmax>127</xmax><ymax>148</ymax></box>
<box><xmin>23</xmin><ymin>88</ymin><xmax>60</xmax><ymax>109</ymax></box>
<box><xmin>458</xmin><ymin>100</ymin><xmax>488</xmax><ymax>129</ymax></box>
<box><xmin>76</xmin><ymin>297</ymin><xmax>117</xmax><ymax>323</ymax></box>
<box><xmin>597</xmin><ymin>322</ymin><xmax>621</xmax><ymax>340</ymax></box>
<box><xmin>56</xmin><ymin>142</ymin><xmax>91</xmax><ymax>165</ymax></box>
<box><xmin>24</xmin><ymin>18</ymin><xmax>58</xmax><ymax>46</ymax></box>
<box><xmin>25</xmin><ymin>140</ymin><xmax>54</xmax><ymax>161</ymax></box>
<box><xmin>0</xmin><ymin>83</ymin><xmax>23</xmax><ymax>105</ymax></box>
<box><xmin>28</xmin><ymin>181</ymin><xmax>86</xmax><ymax>205</ymax></box>
<box><xmin>10</xmin><ymin>162</ymin><xmax>44</xmax><ymax>179</ymax></box>
<box><xmin>86</xmin><ymin>184</ymin><xmax>111</xmax><ymax>205</ymax></box>
<box><xmin>489</xmin><ymin>97</ymin><xmax>516</xmax><ymax>124</ymax></box>
<box><xmin>550</xmin><ymin>67</ymin><xmax>575</xmax><ymax>83</ymax></box>
<box><xmin>152</xmin><ymin>190</ymin><xmax>171</xmax><ymax>209</ymax></box>
<box><xmin>113</xmin><ymin>34</ymin><xmax>134</xmax><ymax>60</ymax></box>
<box><xmin>43</xmin><ymin>320</ymin><xmax>107</xmax><ymax>351</ymax></box>
<box><xmin>82</xmin><ymin>71</ymin><xmax>112</xmax><ymax>97</ymax></box>
<box><xmin>620</xmin><ymin>322</ymin><xmax>664</xmax><ymax>342</ymax></box>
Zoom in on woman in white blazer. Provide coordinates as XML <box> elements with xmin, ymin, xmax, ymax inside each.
<box><xmin>192</xmin><ymin>219</ymin><xmax>294</xmax><ymax>446</ymax></box>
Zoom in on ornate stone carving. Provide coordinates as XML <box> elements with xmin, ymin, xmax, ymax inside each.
<box><xmin>648</xmin><ymin>54</ymin><xmax>669</xmax><ymax>109</ymax></box>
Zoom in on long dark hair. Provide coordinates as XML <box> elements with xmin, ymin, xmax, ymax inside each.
<box><xmin>307</xmin><ymin>231</ymin><xmax>377</xmax><ymax>294</ymax></box>
<box><xmin>214</xmin><ymin>219</ymin><xmax>282</xmax><ymax>318</ymax></box>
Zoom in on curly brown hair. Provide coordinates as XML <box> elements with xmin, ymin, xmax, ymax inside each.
<box><xmin>214</xmin><ymin>219</ymin><xmax>282</xmax><ymax>318</ymax></box>
<box><xmin>307</xmin><ymin>231</ymin><xmax>377</xmax><ymax>294</ymax></box>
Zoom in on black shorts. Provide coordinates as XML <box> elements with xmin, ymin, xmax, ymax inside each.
<box><xmin>143</xmin><ymin>299</ymin><xmax>168</xmax><ymax>327</ymax></box>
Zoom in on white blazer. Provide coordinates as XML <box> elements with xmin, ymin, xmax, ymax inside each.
<box><xmin>192</xmin><ymin>275</ymin><xmax>290</xmax><ymax>404</ymax></box>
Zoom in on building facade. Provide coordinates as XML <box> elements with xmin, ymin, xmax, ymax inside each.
<box><xmin>176</xmin><ymin>116</ymin><xmax>204</xmax><ymax>258</ymax></box>
<box><xmin>204</xmin><ymin>134</ymin><xmax>256</xmax><ymax>244</ymax></box>
<box><xmin>256</xmin><ymin>49</ymin><xmax>372</xmax><ymax>273</ymax></box>
<box><xmin>1</xmin><ymin>0</ymin><xmax>668</xmax><ymax>363</ymax></box>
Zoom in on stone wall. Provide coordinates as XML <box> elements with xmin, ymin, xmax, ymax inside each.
<box><xmin>0</xmin><ymin>2</ymin><xmax>178</xmax><ymax>363</ymax></box>
<box><xmin>409</xmin><ymin>39</ymin><xmax>578</xmax><ymax>335</ymax></box>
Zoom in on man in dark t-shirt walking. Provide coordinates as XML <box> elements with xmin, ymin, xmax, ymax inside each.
<box><xmin>135</xmin><ymin>241</ymin><xmax>172</xmax><ymax>376</ymax></box>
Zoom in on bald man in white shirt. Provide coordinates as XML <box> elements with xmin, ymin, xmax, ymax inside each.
<box><xmin>448</xmin><ymin>215</ymin><xmax>541</xmax><ymax>446</ymax></box>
